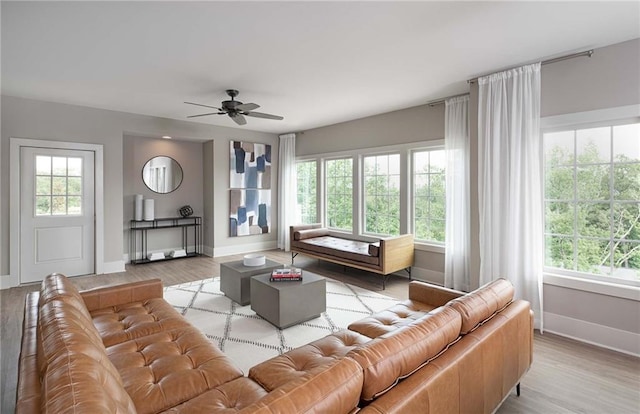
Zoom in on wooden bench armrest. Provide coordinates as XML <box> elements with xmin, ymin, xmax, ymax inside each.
<box><xmin>81</xmin><ymin>279</ymin><xmax>164</xmax><ymax>311</ymax></box>
<box><xmin>380</xmin><ymin>234</ymin><xmax>414</xmax><ymax>274</ymax></box>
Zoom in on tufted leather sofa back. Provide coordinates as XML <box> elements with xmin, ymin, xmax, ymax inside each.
<box><xmin>347</xmin><ymin>306</ymin><xmax>462</xmax><ymax>401</ymax></box>
<box><xmin>37</xmin><ymin>273</ymin><xmax>137</xmax><ymax>413</ymax></box>
<box><xmin>446</xmin><ymin>278</ymin><xmax>514</xmax><ymax>334</ymax></box>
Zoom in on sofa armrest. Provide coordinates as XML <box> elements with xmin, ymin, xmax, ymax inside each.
<box><xmin>81</xmin><ymin>279</ymin><xmax>163</xmax><ymax>311</ymax></box>
<box><xmin>408</xmin><ymin>281</ymin><xmax>463</xmax><ymax>307</ymax></box>
<box><xmin>380</xmin><ymin>234</ymin><xmax>414</xmax><ymax>274</ymax></box>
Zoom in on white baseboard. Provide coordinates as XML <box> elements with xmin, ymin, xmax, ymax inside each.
<box><xmin>544</xmin><ymin>311</ymin><xmax>640</xmax><ymax>357</ymax></box>
<box><xmin>213</xmin><ymin>241</ymin><xmax>278</xmax><ymax>257</ymax></box>
<box><xmin>409</xmin><ymin>267</ymin><xmax>445</xmax><ymax>286</ymax></box>
<box><xmin>203</xmin><ymin>245</ymin><xmax>214</xmax><ymax>257</ymax></box>
<box><xmin>102</xmin><ymin>260</ymin><xmax>125</xmax><ymax>274</ymax></box>
<box><xmin>0</xmin><ymin>274</ymin><xmax>19</xmax><ymax>290</ymax></box>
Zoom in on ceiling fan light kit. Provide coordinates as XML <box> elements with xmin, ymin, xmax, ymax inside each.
<box><xmin>185</xmin><ymin>89</ymin><xmax>284</xmax><ymax>126</ymax></box>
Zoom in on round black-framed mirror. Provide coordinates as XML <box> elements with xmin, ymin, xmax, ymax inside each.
<box><xmin>141</xmin><ymin>156</ymin><xmax>183</xmax><ymax>194</ymax></box>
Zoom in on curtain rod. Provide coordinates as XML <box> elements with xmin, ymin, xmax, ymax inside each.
<box><xmin>467</xmin><ymin>49</ymin><xmax>594</xmax><ymax>84</ymax></box>
<box><xmin>427</xmin><ymin>93</ymin><xmax>470</xmax><ymax>107</ymax></box>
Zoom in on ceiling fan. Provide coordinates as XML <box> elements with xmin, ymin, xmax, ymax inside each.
<box><xmin>185</xmin><ymin>89</ymin><xmax>284</xmax><ymax>126</ymax></box>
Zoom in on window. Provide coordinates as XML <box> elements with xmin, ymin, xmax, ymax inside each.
<box><xmin>363</xmin><ymin>154</ymin><xmax>400</xmax><ymax>235</ymax></box>
<box><xmin>325</xmin><ymin>158</ymin><xmax>353</xmax><ymax>231</ymax></box>
<box><xmin>295</xmin><ymin>140</ymin><xmax>444</xmax><ymax>246</ymax></box>
<box><xmin>296</xmin><ymin>160</ymin><xmax>317</xmax><ymax>224</ymax></box>
<box><xmin>413</xmin><ymin>149</ymin><xmax>446</xmax><ymax>243</ymax></box>
<box><xmin>544</xmin><ymin>122</ymin><xmax>640</xmax><ymax>282</ymax></box>
<box><xmin>35</xmin><ymin>155</ymin><xmax>83</xmax><ymax>216</ymax></box>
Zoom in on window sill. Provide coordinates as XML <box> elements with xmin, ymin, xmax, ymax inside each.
<box><xmin>413</xmin><ymin>242</ymin><xmax>445</xmax><ymax>254</ymax></box>
<box><xmin>543</xmin><ymin>273</ymin><xmax>640</xmax><ymax>302</ymax></box>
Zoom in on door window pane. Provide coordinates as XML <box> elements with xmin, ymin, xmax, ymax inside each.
<box><xmin>34</xmin><ymin>155</ymin><xmax>83</xmax><ymax>216</ymax></box>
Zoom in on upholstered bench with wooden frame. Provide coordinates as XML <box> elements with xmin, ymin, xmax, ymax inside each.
<box><xmin>290</xmin><ymin>224</ymin><xmax>415</xmax><ymax>289</ymax></box>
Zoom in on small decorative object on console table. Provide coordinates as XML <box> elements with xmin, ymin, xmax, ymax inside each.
<box><xmin>129</xmin><ymin>216</ymin><xmax>202</xmax><ymax>264</ymax></box>
<box><xmin>179</xmin><ymin>205</ymin><xmax>193</xmax><ymax>217</ymax></box>
<box><xmin>270</xmin><ymin>267</ymin><xmax>303</xmax><ymax>282</ymax></box>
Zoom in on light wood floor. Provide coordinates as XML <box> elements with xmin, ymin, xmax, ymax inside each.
<box><xmin>2</xmin><ymin>251</ymin><xmax>638</xmax><ymax>413</ymax></box>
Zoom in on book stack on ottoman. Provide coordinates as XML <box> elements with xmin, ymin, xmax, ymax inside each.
<box><xmin>270</xmin><ymin>267</ymin><xmax>303</xmax><ymax>282</ymax></box>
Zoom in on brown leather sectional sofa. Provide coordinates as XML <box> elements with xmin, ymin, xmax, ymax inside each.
<box><xmin>17</xmin><ymin>273</ymin><xmax>532</xmax><ymax>413</ymax></box>
<box><xmin>290</xmin><ymin>224</ymin><xmax>415</xmax><ymax>288</ymax></box>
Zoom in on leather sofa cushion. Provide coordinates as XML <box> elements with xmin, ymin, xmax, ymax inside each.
<box><xmin>242</xmin><ymin>357</ymin><xmax>364</xmax><ymax>414</ymax></box>
<box><xmin>38</xmin><ymin>275</ymin><xmax>137</xmax><ymax>413</ymax></box>
<box><xmin>90</xmin><ymin>298</ymin><xmax>189</xmax><ymax>347</ymax></box>
<box><xmin>43</xmin><ymin>352</ymin><xmax>138</xmax><ymax>414</ymax></box>
<box><xmin>347</xmin><ymin>306</ymin><xmax>462</xmax><ymax>401</ymax></box>
<box><xmin>298</xmin><ymin>236</ymin><xmax>380</xmax><ymax>265</ymax></box>
<box><xmin>293</xmin><ymin>228</ymin><xmax>329</xmax><ymax>241</ymax></box>
<box><xmin>348</xmin><ymin>300</ymin><xmax>437</xmax><ymax>338</ymax></box>
<box><xmin>446</xmin><ymin>278</ymin><xmax>514</xmax><ymax>334</ymax></box>
<box><xmin>106</xmin><ymin>325</ymin><xmax>243</xmax><ymax>414</ymax></box>
<box><xmin>249</xmin><ymin>330</ymin><xmax>370</xmax><ymax>391</ymax></box>
<box><xmin>159</xmin><ymin>377</ymin><xmax>268</xmax><ymax>413</ymax></box>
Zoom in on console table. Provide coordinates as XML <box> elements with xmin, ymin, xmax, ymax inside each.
<box><xmin>129</xmin><ymin>216</ymin><xmax>202</xmax><ymax>264</ymax></box>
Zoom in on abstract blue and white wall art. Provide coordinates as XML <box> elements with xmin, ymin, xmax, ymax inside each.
<box><xmin>229</xmin><ymin>141</ymin><xmax>272</xmax><ymax>237</ymax></box>
<box><xmin>229</xmin><ymin>189</ymin><xmax>271</xmax><ymax>236</ymax></box>
<box><xmin>230</xmin><ymin>141</ymin><xmax>271</xmax><ymax>189</ymax></box>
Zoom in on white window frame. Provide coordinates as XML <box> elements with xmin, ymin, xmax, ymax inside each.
<box><xmin>410</xmin><ymin>145</ymin><xmax>446</xmax><ymax>247</ymax></box>
<box><xmin>362</xmin><ymin>152</ymin><xmax>402</xmax><ymax>237</ymax></box>
<box><xmin>295</xmin><ymin>158</ymin><xmax>319</xmax><ymax>224</ymax></box>
<box><xmin>541</xmin><ymin>105</ymin><xmax>640</xmax><ymax>294</ymax></box>
<box><xmin>324</xmin><ymin>156</ymin><xmax>355</xmax><ymax>232</ymax></box>
<box><xmin>294</xmin><ymin>140</ymin><xmax>444</xmax><ymax>251</ymax></box>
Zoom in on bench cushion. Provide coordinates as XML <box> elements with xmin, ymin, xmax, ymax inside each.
<box><xmin>298</xmin><ymin>236</ymin><xmax>380</xmax><ymax>265</ymax></box>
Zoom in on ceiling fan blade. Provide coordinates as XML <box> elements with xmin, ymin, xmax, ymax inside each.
<box><xmin>244</xmin><ymin>111</ymin><xmax>284</xmax><ymax>121</ymax></box>
<box><xmin>184</xmin><ymin>101</ymin><xmax>222</xmax><ymax>111</ymax></box>
<box><xmin>235</xmin><ymin>102</ymin><xmax>259</xmax><ymax>111</ymax></box>
<box><xmin>187</xmin><ymin>112</ymin><xmax>222</xmax><ymax>118</ymax></box>
<box><xmin>230</xmin><ymin>113</ymin><xmax>247</xmax><ymax>125</ymax></box>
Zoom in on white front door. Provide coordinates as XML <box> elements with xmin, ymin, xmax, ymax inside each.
<box><xmin>20</xmin><ymin>147</ymin><xmax>95</xmax><ymax>283</ymax></box>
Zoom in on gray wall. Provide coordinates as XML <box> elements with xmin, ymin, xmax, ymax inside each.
<box><xmin>1</xmin><ymin>95</ymin><xmax>278</xmax><ymax>278</ymax></box>
<box><xmin>123</xmin><ymin>135</ymin><xmax>205</xmax><ymax>255</ymax></box>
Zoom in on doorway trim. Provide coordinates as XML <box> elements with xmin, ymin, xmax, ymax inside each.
<box><xmin>9</xmin><ymin>138</ymin><xmax>104</xmax><ymax>286</ymax></box>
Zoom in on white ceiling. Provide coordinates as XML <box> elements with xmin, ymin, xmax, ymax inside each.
<box><xmin>2</xmin><ymin>1</ymin><xmax>639</xmax><ymax>135</ymax></box>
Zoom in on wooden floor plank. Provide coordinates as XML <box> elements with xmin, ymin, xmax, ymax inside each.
<box><xmin>2</xmin><ymin>251</ymin><xmax>638</xmax><ymax>413</ymax></box>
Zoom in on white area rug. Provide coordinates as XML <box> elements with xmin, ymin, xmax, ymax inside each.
<box><xmin>164</xmin><ymin>277</ymin><xmax>396</xmax><ymax>374</ymax></box>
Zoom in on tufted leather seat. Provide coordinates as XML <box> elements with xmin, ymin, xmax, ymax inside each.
<box><xmin>348</xmin><ymin>301</ymin><xmax>438</xmax><ymax>338</ymax></box>
<box><xmin>17</xmin><ymin>274</ymin><xmax>365</xmax><ymax>414</ymax></box>
<box><xmin>18</xmin><ymin>273</ymin><xmax>532</xmax><ymax>414</ymax></box>
<box><xmin>249</xmin><ymin>329</ymin><xmax>370</xmax><ymax>391</ymax></box>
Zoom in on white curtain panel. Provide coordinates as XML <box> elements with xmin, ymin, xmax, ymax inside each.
<box><xmin>277</xmin><ymin>133</ymin><xmax>297</xmax><ymax>251</ymax></box>
<box><xmin>445</xmin><ymin>95</ymin><xmax>470</xmax><ymax>292</ymax></box>
<box><xmin>478</xmin><ymin>63</ymin><xmax>544</xmax><ymax>330</ymax></box>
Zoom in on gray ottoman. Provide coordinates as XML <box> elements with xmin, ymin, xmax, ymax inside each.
<box><xmin>250</xmin><ymin>271</ymin><xmax>326</xmax><ymax>329</ymax></box>
<box><xmin>220</xmin><ymin>259</ymin><xmax>282</xmax><ymax>305</ymax></box>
